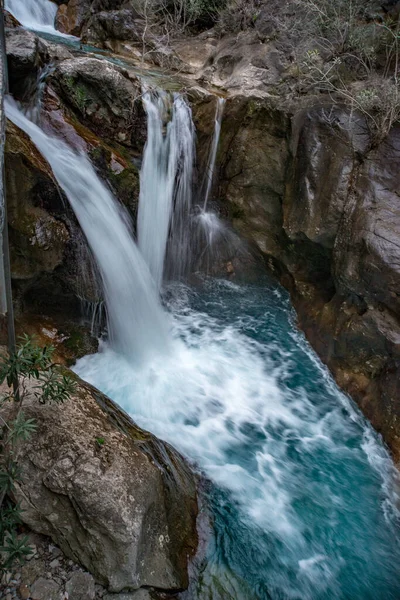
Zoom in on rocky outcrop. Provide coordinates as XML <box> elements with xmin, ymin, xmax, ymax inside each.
<box><xmin>49</xmin><ymin>57</ymin><xmax>147</xmax><ymax>150</ymax></box>
<box><xmin>2</xmin><ymin>374</ymin><xmax>198</xmax><ymax>593</ymax></box>
<box><xmin>281</xmin><ymin>108</ymin><xmax>400</xmax><ymax>458</ymax></box>
<box><xmin>216</xmin><ymin>98</ymin><xmax>400</xmax><ymax>459</ymax></box>
<box><xmin>6</xmin><ymin>28</ymin><xmax>41</xmax><ymax>99</ymax></box>
<box><xmin>81</xmin><ymin>8</ymin><xmax>144</xmax><ymax>45</ymax></box>
<box><xmin>217</xmin><ymin>96</ymin><xmax>289</xmax><ymax>257</ymax></box>
<box><xmin>56</xmin><ymin>0</ymin><xmax>91</xmax><ymax>36</ymax></box>
<box><xmin>54</xmin><ymin>0</ymin><xmax>146</xmax><ymax>43</ymax></box>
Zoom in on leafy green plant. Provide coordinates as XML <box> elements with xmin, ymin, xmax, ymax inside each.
<box><xmin>0</xmin><ymin>335</ymin><xmax>76</xmax><ymax>573</ymax></box>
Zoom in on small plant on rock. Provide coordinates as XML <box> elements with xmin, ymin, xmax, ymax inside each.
<box><xmin>0</xmin><ymin>335</ymin><xmax>76</xmax><ymax>573</ymax></box>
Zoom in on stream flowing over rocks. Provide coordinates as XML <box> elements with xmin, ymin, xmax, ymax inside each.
<box><xmin>2</xmin><ymin>1</ymin><xmax>400</xmax><ymax>598</ymax></box>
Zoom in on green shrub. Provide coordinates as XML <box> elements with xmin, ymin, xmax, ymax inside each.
<box><xmin>0</xmin><ymin>336</ymin><xmax>76</xmax><ymax>573</ymax></box>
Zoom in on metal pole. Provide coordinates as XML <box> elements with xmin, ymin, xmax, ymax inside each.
<box><xmin>0</xmin><ymin>2</ymin><xmax>17</xmax><ymax>372</ymax></box>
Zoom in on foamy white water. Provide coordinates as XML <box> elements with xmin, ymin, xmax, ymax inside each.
<box><xmin>5</xmin><ymin>97</ymin><xmax>170</xmax><ymax>361</ymax></box>
<box><xmin>75</xmin><ymin>279</ymin><xmax>400</xmax><ymax>599</ymax></box>
<box><xmin>138</xmin><ymin>91</ymin><xmax>195</xmax><ymax>289</ymax></box>
<box><xmin>5</xmin><ymin>0</ymin><xmax>59</xmax><ymax>35</ymax></box>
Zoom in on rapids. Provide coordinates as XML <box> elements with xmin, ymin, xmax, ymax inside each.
<box><xmin>75</xmin><ymin>278</ymin><xmax>400</xmax><ymax>600</ymax></box>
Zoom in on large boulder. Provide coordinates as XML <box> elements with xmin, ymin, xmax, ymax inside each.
<box><xmin>81</xmin><ymin>8</ymin><xmax>144</xmax><ymax>44</ymax></box>
<box><xmin>5</xmin><ymin>373</ymin><xmax>198</xmax><ymax>593</ymax></box>
<box><xmin>50</xmin><ymin>57</ymin><xmax>147</xmax><ymax>150</ymax></box>
<box><xmin>6</xmin><ymin>28</ymin><xmax>41</xmax><ymax>99</ymax></box>
<box><xmin>6</xmin><ymin>28</ymin><xmax>73</xmax><ymax>99</ymax></box>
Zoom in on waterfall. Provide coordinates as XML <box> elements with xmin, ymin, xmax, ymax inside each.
<box><xmin>203</xmin><ymin>97</ymin><xmax>225</xmax><ymax>211</ymax></box>
<box><xmin>5</xmin><ymin>97</ymin><xmax>170</xmax><ymax>362</ymax></box>
<box><xmin>5</xmin><ymin>0</ymin><xmax>59</xmax><ymax>34</ymax></box>
<box><xmin>138</xmin><ymin>90</ymin><xmax>195</xmax><ymax>289</ymax></box>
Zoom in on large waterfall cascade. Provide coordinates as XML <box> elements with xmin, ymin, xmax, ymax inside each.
<box><xmin>5</xmin><ymin>97</ymin><xmax>170</xmax><ymax>361</ymax></box>
<box><xmin>5</xmin><ymin>0</ymin><xmax>59</xmax><ymax>34</ymax></box>
<box><xmin>138</xmin><ymin>90</ymin><xmax>195</xmax><ymax>289</ymax></box>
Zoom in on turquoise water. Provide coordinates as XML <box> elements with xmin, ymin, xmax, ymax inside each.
<box><xmin>75</xmin><ymin>277</ymin><xmax>400</xmax><ymax>600</ymax></box>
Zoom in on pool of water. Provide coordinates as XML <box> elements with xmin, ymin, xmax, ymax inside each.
<box><xmin>74</xmin><ymin>276</ymin><xmax>400</xmax><ymax>600</ymax></box>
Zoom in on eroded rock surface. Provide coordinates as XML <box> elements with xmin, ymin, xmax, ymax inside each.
<box><xmin>216</xmin><ymin>99</ymin><xmax>400</xmax><ymax>458</ymax></box>
<box><xmin>50</xmin><ymin>57</ymin><xmax>146</xmax><ymax>150</ymax></box>
<box><xmin>2</xmin><ymin>375</ymin><xmax>197</xmax><ymax>593</ymax></box>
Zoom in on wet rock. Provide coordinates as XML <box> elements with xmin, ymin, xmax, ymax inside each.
<box><xmin>56</xmin><ymin>0</ymin><xmax>91</xmax><ymax>36</ymax></box>
<box><xmin>280</xmin><ymin>106</ymin><xmax>400</xmax><ymax>458</ymax></box>
<box><xmin>50</xmin><ymin>57</ymin><xmax>146</xmax><ymax>150</ymax></box>
<box><xmin>5</xmin><ymin>121</ymin><xmax>69</xmax><ymax>277</ymax></box>
<box><xmin>6</xmin><ymin>28</ymin><xmax>41</xmax><ymax>99</ymax></box>
<box><xmin>3</xmin><ymin>373</ymin><xmax>197</xmax><ymax>593</ymax></box>
<box><xmin>334</xmin><ymin>124</ymin><xmax>400</xmax><ymax>316</ymax></box>
<box><xmin>65</xmin><ymin>572</ymin><xmax>95</xmax><ymax>599</ymax></box>
<box><xmin>4</xmin><ymin>10</ymin><xmax>21</xmax><ymax>28</ymax></box>
<box><xmin>217</xmin><ymin>96</ymin><xmax>290</xmax><ymax>256</ymax></box>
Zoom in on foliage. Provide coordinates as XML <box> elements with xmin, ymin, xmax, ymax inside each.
<box><xmin>218</xmin><ymin>0</ymin><xmax>262</xmax><ymax>33</ymax></box>
<box><xmin>296</xmin><ymin>6</ymin><xmax>400</xmax><ymax>145</ymax></box>
<box><xmin>140</xmin><ymin>0</ymin><xmax>226</xmax><ymax>37</ymax></box>
<box><xmin>0</xmin><ymin>336</ymin><xmax>76</xmax><ymax>573</ymax></box>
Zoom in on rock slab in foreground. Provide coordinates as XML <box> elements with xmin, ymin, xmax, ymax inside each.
<box><xmin>5</xmin><ymin>374</ymin><xmax>197</xmax><ymax>593</ymax></box>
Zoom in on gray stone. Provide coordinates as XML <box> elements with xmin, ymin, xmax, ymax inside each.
<box><xmin>4</xmin><ymin>375</ymin><xmax>197</xmax><ymax>593</ymax></box>
<box><xmin>65</xmin><ymin>572</ymin><xmax>95</xmax><ymax>600</ymax></box>
<box><xmin>30</xmin><ymin>577</ymin><xmax>61</xmax><ymax>600</ymax></box>
<box><xmin>49</xmin><ymin>559</ymin><xmax>60</xmax><ymax>570</ymax></box>
<box><xmin>50</xmin><ymin>57</ymin><xmax>147</xmax><ymax>150</ymax></box>
<box><xmin>50</xmin><ymin>546</ymin><xmax>64</xmax><ymax>558</ymax></box>
<box><xmin>21</xmin><ymin>559</ymin><xmax>46</xmax><ymax>586</ymax></box>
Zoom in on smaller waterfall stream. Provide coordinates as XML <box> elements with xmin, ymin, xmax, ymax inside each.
<box><xmin>138</xmin><ymin>90</ymin><xmax>195</xmax><ymax>289</ymax></box>
<box><xmin>203</xmin><ymin>97</ymin><xmax>225</xmax><ymax>211</ymax></box>
<box><xmin>5</xmin><ymin>0</ymin><xmax>59</xmax><ymax>35</ymax></box>
<box><xmin>5</xmin><ymin>97</ymin><xmax>170</xmax><ymax>361</ymax></box>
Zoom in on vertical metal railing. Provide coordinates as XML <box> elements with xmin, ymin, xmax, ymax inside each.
<box><xmin>0</xmin><ymin>0</ymin><xmax>17</xmax><ymax>360</ymax></box>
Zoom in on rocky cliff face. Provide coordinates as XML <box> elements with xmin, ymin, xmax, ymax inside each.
<box><xmin>215</xmin><ymin>98</ymin><xmax>400</xmax><ymax>460</ymax></box>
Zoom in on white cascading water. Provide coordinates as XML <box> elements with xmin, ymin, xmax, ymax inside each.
<box><xmin>5</xmin><ymin>0</ymin><xmax>59</xmax><ymax>35</ymax></box>
<box><xmin>5</xmin><ymin>97</ymin><xmax>170</xmax><ymax>362</ymax></box>
<box><xmin>138</xmin><ymin>90</ymin><xmax>195</xmax><ymax>289</ymax></box>
<box><xmin>203</xmin><ymin>97</ymin><xmax>225</xmax><ymax>211</ymax></box>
